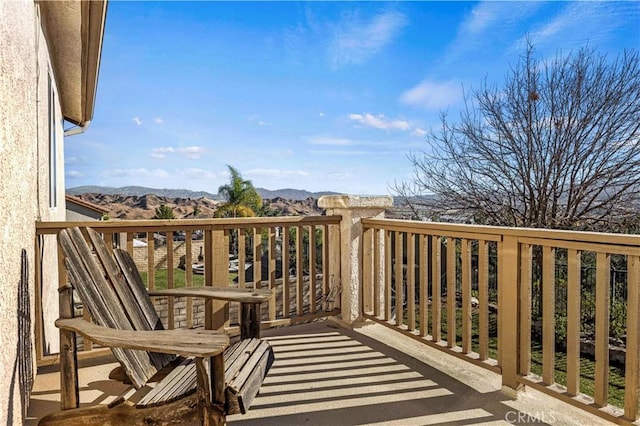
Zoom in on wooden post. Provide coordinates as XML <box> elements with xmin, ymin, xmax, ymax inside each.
<box><xmin>500</xmin><ymin>234</ymin><xmax>521</xmax><ymax>391</ymax></box>
<box><xmin>208</xmin><ymin>228</ymin><xmax>229</xmax><ymax>331</ymax></box>
<box><xmin>625</xmin><ymin>255</ymin><xmax>640</xmax><ymax>420</ymax></box>
<box><xmin>594</xmin><ymin>252</ymin><xmax>611</xmax><ymax>407</ymax></box>
<box><xmin>58</xmin><ymin>243</ymin><xmax>79</xmax><ymax>410</ymax></box>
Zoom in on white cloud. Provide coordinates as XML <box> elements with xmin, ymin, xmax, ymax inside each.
<box><xmin>150</xmin><ymin>146</ymin><xmax>206</xmax><ymax>160</ymax></box>
<box><xmin>459</xmin><ymin>1</ymin><xmax>503</xmax><ymax>36</ymax></box>
<box><xmin>308</xmin><ymin>137</ymin><xmax>355</xmax><ymax>146</ymax></box>
<box><xmin>272</xmin><ymin>149</ymin><xmax>294</xmax><ymax>158</ymax></box>
<box><xmin>245</xmin><ymin>169</ymin><xmax>310</xmax><ymax>178</ymax></box>
<box><xmin>154</xmin><ymin>117</ymin><xmax>164</xmax><ymax>124</ymax></box>
<box><xmin>181</xmin><ymin>146</ymin><xmax>206</xmax><ymax>159</ymax></box>
<box><xmin>514</xmin><ymin>2</ymin><xmax>638</xmax><ymax>52</ymax></box>
<box><xmin>348</xmin><ymin>113</ymin><xmax>410</xmax><ymax>131</ymax></box>
<box><xmin>329</xmin><ymin>10</ymin><xmax>407</xmax><ymax>69</ymax></box>
<box><xmin>66</xmin><ymin>170</ymin><xmax>83</xmax><ymax>178</ymax></box>
<box><xmin>133</xmin><ymin>117</ymin><xmax>142</xmax><ymax>126</ymax></box>
<box><xmin>412</xmin><ymin>128</ymin><xmax>427</xmax><ymax>137</ymax></box>
<box><xmin>319</xmin><ymin>112</ymin><xmax>325</xmax><ymax>117</ymax></box>
<box><xmin>328</xmin><ymin>172</ymin><xmax>352</xmax><ymax>179</ymax></box>
<box><xmin>65</xmin><ymin>156</ymin><xmax>79</xmax><ymax>165</ymax></box>
<box><xmin>399</xmin><ymin>80</ymin><xmax>461</xmax><ymax>110</ymax></box>
<box><xmin>150</xmin><ymin>147</ymin><xmax>174</xmax><ymax>159</ymax></box>
<box><xmin>309</xmin><ymin>150</ymin><xmax>381</xmax><ymax>156</ymax></box>
<box><xmin>248</xmin><ymin>114</ymin><xmax>269</xmax><ymax>126</ymax></box>
<box><xmin>444</xmin><ymin>1</ymin><xmax>540</xmax><ymax>63</ymax></box>
<box><xmin>106</xmin><ymin>168</ymin><xmax>169</xmax><ymax>178</ymax></box>
<box><xmin>176</xmin><ymin>168</ymin><xmax>217</xmax><ymax>180</ymax></box>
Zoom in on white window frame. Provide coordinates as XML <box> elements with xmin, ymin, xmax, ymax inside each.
<box><xmin>48</xmin><ymin>73</ymin><xmax>58</xmax><ymax>209</ymax></box>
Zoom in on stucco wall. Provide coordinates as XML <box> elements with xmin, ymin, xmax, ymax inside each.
<box><xmin>0</xmin><ymin>1</ymin><xmax>65</xmax><ymax>422</ymax></box>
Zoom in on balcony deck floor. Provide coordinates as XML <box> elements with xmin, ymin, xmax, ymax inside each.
<box><xmin>26</xmin><ymin>320</ymin><xmax>612</xmax><ymax>425</ymax></box>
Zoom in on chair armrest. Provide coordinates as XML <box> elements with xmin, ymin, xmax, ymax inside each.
<box><xmin>148</xmin><ymin>287</ymin><xmax>272</xmax><ymax>304</ymax></box>
<box><xmin>56</xmin><ymin>318</ymin><xmax>229</xmax><ymax>358</ymax></box>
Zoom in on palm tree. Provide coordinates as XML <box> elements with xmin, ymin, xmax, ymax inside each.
<box><xmin>214</xmin><ymin>165</ymin><xmax>262</xmax><ymax>218</ymax></box>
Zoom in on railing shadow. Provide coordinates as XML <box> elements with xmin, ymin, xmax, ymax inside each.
<box><xmin>228</xmin><ymin>322</ymin><xmax>549</xmax><ymax>425</ymax></box>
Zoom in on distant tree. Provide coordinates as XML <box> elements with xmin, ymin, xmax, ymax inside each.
<box><xmin>153</xmin><ymin>204</ymin><xmax>176</xmax><ymax>220</ymax></box>
<box><xmin>256</xmin><ymin>201</ymin><xmax>278</xmax><ymax>217</ymax></box>
<box><xmin>192</xmin><ymin>204</ymin><xmax>201</xmax><ymax>218</ymax></box>
<box><xmin>214</xmin><ymin>165</ymin><xmax>262</xmax><ymax>218</ymax></box>
<box><xmin>395</xmin><ymin>42</ymin><xmax>640</xmax><ymax>232</ymax></box>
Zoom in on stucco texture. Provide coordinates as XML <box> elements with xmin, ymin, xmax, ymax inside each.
<box><xmin>0</xmin><ymin>1</ymin><xmax>65</xmax><ymax>423</ymax></box>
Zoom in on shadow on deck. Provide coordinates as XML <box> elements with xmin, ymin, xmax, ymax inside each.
<box><xmin>27</xmin><ymin>321</ymin><xmax>611</xmax><ymax>425</ymax></box>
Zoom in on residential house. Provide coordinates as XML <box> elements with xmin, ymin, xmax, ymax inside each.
<box><xmin>65</xmin><ymin>194</ymin><xmax>109</xmax><ymax>221</ymax></box>
<box><xmin>0</xmin><ymin>1</ymin><xmax>107</xmax><ymax>423</ymax></box>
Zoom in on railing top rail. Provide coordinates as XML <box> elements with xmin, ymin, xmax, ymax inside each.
<box><xmin>363</xmin><ymin>217</ymin><xmax>640</xmax><ymax>248</ymax></box>
<box><xmin>36</xmin><ymin>215</ymin><xmax>342</xmax><ymax>235</ymax></box>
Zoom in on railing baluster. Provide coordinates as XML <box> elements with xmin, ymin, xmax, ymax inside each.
<box><xmin>282</xmin><ymin>226</ymin><xmax>290</xmax><ymax>318</ymax></box>
<box><xmin>594</xmin><ymin>251</ymin><xmax>611</xmax><ymax>407</ymax></box>
<box><xmin>362</xmin><ymin>226</ymin><xmax>373</xmax><ymax>315</ymax></box>
<box><xmin>238</xmin><ymin>229</ymin><xmax>246</xmax><ymax>289</ymax></box>
<box><xmin>103</xmin><ymin>232</ymin><xmax>113</xmax><ymax>249</ymax></box>
<box><xmin>518</xmin><ymin>243</ymin><xmax>532</xmax><ymax>375</ymax></box>
<box><xmin>253</xmin><ymin>227</ymin><xmax>262</xmax><ymax>290</ymax></box>
<box><xmin>395</xmin><ymin>231</ymin><xmax>403</xmax><ymax>327</ymax></box>
<box><xmin>478</xmin><ymin>240</ymin><xmax>488</xmax><ymax>361</ymax></box>
<box><xmin>373</xmin><ymin>228</ymin><xmax>381</xmax><ymax>318</ymax></box>
<box><xmin>542</xmin><ymin>245</ymin><xmax>556</xmax><ymax>385</ymax></box>
<box><xmin>419</xmin><ymin>234</ymin><xmax>428</xmax><ymax>337</ymax></box>
<box><xmin>625</xmin><ymin>254</ymin><xmax>640</xmax><ymax>420</ymax></box>
<box><xmin>432</xmin><ymin>235</ymin><xmax>441</xmax><ymax>342</ymax></box>
<box><xmin>126</xmin><ymin>232</ymin><xmax>134</xmax><ymax>254</ymax></box>
<box><xmin>384</xmin><ymin>230</ymin><xmax>392</xmax><ymax>322</ymax></box>
<box><xmin>407</xmin><ymin>232</ymin><xmax>416</xmax><ymax>332</ymax></box>
<box><xmin>309</xmin><ymin>225</ymin><xmax>317</xmax><ymax>314</ymax></box>
<box><xmin>185</xmin><ymin>230</ymin><xmax>193</xmax><ymax>329</ymax></box>
<box><xmin>147</xmin><ymin>232</ymin><xmax>155</xmax><ymax>291</ymax></box>
<box><xmin>461</xmin><ymin>238</ymin><xmax>471</xmax><ymax>354</ymax></box>
<box><xmin>323</xmin><ymin>224</ymin><xmax>330</xmax><ymax>298</ymax></box>
<box><xmin>566</xmin><ymin>248</ymin><xmax>581</xmax><ymax>396</ymax></box>
<box><xmin>295</xmin><ymin>226</ymin><xmax>304</xmax><ymax>315</ymax></box>
<box><xmin>166</xmin><ymin>231</ymin><xmax>174</xmax><ymax>329</ymax></box>
<box><xmin>446</xmin><ymin>237</ymin><xmax>456</xmax><ymax>348</ymax></box>
<box><xmin>268</xmin><ymin>227</ymin><xmax>276</xmax><ymax>320</ymax></box>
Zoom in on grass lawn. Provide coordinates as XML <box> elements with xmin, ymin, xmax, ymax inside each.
<box><xmin>417</xmin><ymin>306</ymin><xmax>626</xmax><ymax>408</ymax></box>
<box><xmin>139</xmin><ymin>268</ymin><xmax>238</xmax><ymax>290</ymax></box>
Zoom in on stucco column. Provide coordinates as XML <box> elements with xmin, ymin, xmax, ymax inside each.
<box><xmin>318</xmin><ymin>195</ymin><xmax>393</xmax><ymax>326</ymax></box>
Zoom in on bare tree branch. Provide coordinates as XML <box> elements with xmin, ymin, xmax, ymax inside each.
<box><xmin>394</xmin><ymin>41</ymin><xmax>640</xmax><ymax>232</ymax></box>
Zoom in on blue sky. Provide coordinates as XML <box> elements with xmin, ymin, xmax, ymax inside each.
<box><xmin>65</xmin><ymin>1</ymin><xmax>640</xmax><ymax>196</ymax></box>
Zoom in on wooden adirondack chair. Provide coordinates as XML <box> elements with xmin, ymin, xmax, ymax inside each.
<box><xmin>40</xmin><ymin>227</ymin><xmax>274</xmax><ymax>425</ymax></box>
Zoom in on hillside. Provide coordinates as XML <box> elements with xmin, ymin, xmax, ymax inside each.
<box><xmin>67</xmin><ymin>185</ymin><xmax>341</xmax><ymax>201</ymax></box>
<box><xmin>72</xmin><ymin>193</ymin><xmax>325</xmax><ymax>220</ymax></box>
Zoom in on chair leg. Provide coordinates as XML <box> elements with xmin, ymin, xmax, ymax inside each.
<box><xmin>195</xmin><ymin>355</ymin><xmax>226</xmax><ymax>426</ymax></box>
<box><xmin>240</xmin><ymin>303</ymin><xmax>261</xmax><ymax>339</ymax></box>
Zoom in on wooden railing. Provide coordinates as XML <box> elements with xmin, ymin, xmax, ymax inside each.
<box><xmin>362</xmin><ymin>218</ymin><xmax>640</xmax><ymax>424</ymax></box>
<box><xmin>35</xmin><ymin>216</ymin><xmax>341</xmax><ymax>366</ymax></box>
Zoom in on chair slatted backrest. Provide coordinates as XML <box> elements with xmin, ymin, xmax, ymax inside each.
<box><xmin>59</xmin><ymin>227</ymin><xmax>175</xmax><ymax>388</ymax></box>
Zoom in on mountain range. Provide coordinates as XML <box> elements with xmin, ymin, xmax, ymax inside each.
<box><xmin>67</xmin><ymin>185</ymin><xmax>342</xmax><ymax>201</ymax></box>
